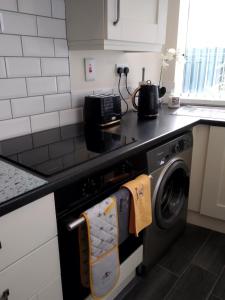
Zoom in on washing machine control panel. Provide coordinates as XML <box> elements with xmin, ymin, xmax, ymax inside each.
<box><xmin>147</xmin><ymin>132</ymin><xmax>193</xmax><ymax>172</ymax></box>
<box><xmin>172</xmin><ymin>140</ymin><xmax>185</xmax><ymax>154</ymax></box>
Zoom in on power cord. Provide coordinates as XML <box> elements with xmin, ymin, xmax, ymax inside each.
<box><xmin>117</xmin><ymin>68</ymin><xmax>128</xmax><ymax>116</ymax></box>
<box><xmin>124</xmin><ymin>67</ymin><xmax>132</xmax><ymax>96</ymax></box>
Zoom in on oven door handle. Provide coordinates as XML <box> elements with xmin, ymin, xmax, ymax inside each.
<box><xmin>67</xmin><ymin>216</ymin><xmax>85</xmax><ymax>231</ymax></box>
<box><xmin>67</xmin><ymin>174</ymin><xmax>151</xmax><ymax>232</ymax></box>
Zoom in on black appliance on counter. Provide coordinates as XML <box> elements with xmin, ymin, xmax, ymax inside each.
<box><xmin>55</xmin><ymin>151</ymin><xmax>148</xmax><ymax>300</ymax></box>
<box><xmin>84</xmin><ymin>94</ymin><xmax>122</xmax><ymax>127</ymax></box>
<box><xmin>132</xmin><ymin>81</ymin><xmax>166</xmax><ymax>119</ymax></box>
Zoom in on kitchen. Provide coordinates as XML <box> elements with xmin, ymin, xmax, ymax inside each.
<box><xmin>0</xmin><ymin>1</ymin><xmax>225</xmax><ymax>300</ymax></box>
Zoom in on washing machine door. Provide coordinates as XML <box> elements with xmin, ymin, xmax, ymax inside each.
<box><xmin>154</xmin><ymin>158</ymin><xmax>189</xmax><ymax>229</ymax></box>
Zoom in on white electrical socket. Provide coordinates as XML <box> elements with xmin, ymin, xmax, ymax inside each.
<box><xmin>115</xmin><ymin>64</ymin><xmax>129</xmax><ymax>75</ymax></box>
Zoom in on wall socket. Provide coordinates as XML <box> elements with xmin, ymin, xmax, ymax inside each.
<box><xmin>115</xmin><ymin>64</ymin><xmax>129</xmax><ymax>75</ymax></box>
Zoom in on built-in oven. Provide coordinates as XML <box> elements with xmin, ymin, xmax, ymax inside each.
<box><xmin>54</xmin><ymin>151</ymin><xmax>148</xmax><ymax>300</ymax></box>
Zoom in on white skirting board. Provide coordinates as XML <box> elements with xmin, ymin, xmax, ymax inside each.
<box><xmin>188</xmin><ymin>210</ymin><xmax>225</xmax><ymax>234</ymax></box>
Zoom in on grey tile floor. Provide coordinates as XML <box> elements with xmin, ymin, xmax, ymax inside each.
<box><xmin>120</xmin><ymin>224</ymin><xmax>225</xmax><ymax>300</ymax></box>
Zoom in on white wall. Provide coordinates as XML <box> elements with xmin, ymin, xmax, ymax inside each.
<box><xmin>69</xmin><ymin>50</ymin><xmax>162</xmax><ymax>108</ymax></box>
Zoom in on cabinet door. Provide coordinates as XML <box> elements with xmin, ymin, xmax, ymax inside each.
<box><xmin>201</xmin><ymin>126</ymin><xmax>225</xmax><ymax>220</ymax></box>
<box><xmin>188</xmin><ymin>125</ymin><xmax>210</xmax><ymax>212</ymax></box>
<box><xmin>0</xmin><ymin>238</ymin><xmax>62</xmax><ymax>300</ymax></box>
<box><xmin>0</xmin><ymin>194</ymin><xmax>57</xmax><ymax>272</ymax></box>
<box><xmin>107</xmin><ymin>0</ymin><xmax>168</xmax><ymax>45</ymax></box>
<box><xmin>38</xmin><ymin>277</ymin><xmax>63</xmax><ymax>300</ymax></box>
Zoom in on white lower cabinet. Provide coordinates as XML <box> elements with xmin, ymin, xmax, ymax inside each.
<box><xmin>0</xmin><ymin>193</ymin><xmax>63</xmax><ymax>300</ymax></box>
<box><xmin>189</xmin><ymin>125</ymin><xmax>225</xmax><ymax>225</ymax></box>
<box><xmin>0</xmin><ymin>193</ymin><xmax>57</xmax><ymax>272</ymax></box>
<box><xmin>37</xmin><ymin>277</ymin><xmax>63</xmax><ymax>300</ymax></box>
<box><xmin>200</xmin><ymin>126</ymin><xmax>225</xmax><ymax>220</ymax></box>
<box><xmin>188</xmin><ymin>125</ymin><xmax>210</xmax><ymax>212</ymax></box>
<box><xmin>0</xmin><ymin>238</ymin><xmax>63</xmax><ymax>300</ymax></box>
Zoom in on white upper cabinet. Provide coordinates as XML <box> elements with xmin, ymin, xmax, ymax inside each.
<box><xmin>65</xmin><ymin>0</ymin><xmax>168</xmax><ymax>51</ymax></box>
<box><xmin>201</xmin><ymin>126</ymin><xmax>225</xmax><ymax>221</ymax></box>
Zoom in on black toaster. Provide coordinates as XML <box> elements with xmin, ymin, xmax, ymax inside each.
<box><xmin>84</xmin><ymin>94</ymin><xmax>121</xmax><ymax>127</ymax></box>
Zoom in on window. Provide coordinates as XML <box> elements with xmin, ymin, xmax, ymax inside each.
<box><xmin>176</xmin><ymin>0</ymin><xmax>225</xmax><ymax>101</ymax></box>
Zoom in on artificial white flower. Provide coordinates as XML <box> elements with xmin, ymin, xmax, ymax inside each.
<box><xmin>167</xmin><ymin>48</ymin><xmax>176</xmax><ymax>55</ymax></box>
<box><xmin>159</xmin><ymin>48</ymin><xmax>185</xmax><ymax>87</ymax></box>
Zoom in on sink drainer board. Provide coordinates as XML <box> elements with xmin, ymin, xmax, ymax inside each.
<box><xmin>172</xmin><ymin>105</ymin><xmax>225</xmax><ymax>120</ymax></box>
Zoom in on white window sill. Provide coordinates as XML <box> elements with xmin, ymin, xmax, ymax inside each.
<box><xmin>179</xmin><ymin>98</ymin><xmax>225</xmax><ymax>107</ymax></box>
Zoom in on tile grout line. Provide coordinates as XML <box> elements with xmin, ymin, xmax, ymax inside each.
<box><xmin>3</xmin><ymin>57</ymin><xmax>8</xmax><ymax>78</ymax></box>
<box><xmin>50</xmin><ymin>0</ymin><xmax>53</xmax><ymax>18</ymax></box>
<box><xmin>157</xmin><ymin>264</ymin><xmax>179</xmax><ymax>278</ymax></box>
<box><xmin>164</xmin><ymin>230</ymin><xmax>214</xmax><ymax>300</ymax></box>
<box><xmin>0</xmin><ymin>8</ymin><xmax>65</xmax><ymax>20</ymax></box>
<box><xmin>205</xmin><ymin>265</ymin><xmax>225</xmax><ymax>300</ymax></box>
<box><xmin>191</xmin><ymin>230</ymin><xmax>213</xmax><ymax>262</ymax></box>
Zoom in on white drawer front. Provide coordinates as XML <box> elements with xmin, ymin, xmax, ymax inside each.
<box><xmin>38</xmin><ymin>277</ymin><xmax>63</xmax><ymax>300</ymax></box>
<box><xmin>0</xmin><ymin>238</ymin><xmax>62</xmax><ymax>300</ymax></box>
<box><xmin>0</xmin><ymin>193</ymin><xmax>57</xmax><ymax>271</ymax></box>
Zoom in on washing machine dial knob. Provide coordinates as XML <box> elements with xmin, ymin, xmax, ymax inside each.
<box><xmin>173</xmin><ymin>141</ymin><xmax>184</xmax><ymax>153</ymax></box>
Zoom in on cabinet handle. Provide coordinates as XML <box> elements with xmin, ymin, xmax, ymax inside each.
<box><xmin>0</xmin><ymin>241</ymin><xmax>2</xmax><ymax>249</ymax></box>
<box><xmin>0</xmin><ymin>289</ymin><xmax>9</xmax><ymax>300</ymax></box>
<box><xmin>113</xmin><ymin>0</ymin><xmax>120</xmax><ymax>25</ymax></box>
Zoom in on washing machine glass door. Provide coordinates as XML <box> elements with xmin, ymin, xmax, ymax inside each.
<box><xmin>154</xmin><ymin>158</ymin><xmax>189</xmax><ymax>229</ymax></box>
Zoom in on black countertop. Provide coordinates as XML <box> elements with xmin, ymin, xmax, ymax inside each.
<box><xmin>0</xmin><ymin>105</ymin><xmax>224</xmax><ymax>217</ymax></box>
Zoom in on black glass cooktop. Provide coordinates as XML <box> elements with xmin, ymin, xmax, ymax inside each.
<box><xmin>0</xmin><ymin>124</ymin><xmax>136</xmax><ymax>177</ymax></box>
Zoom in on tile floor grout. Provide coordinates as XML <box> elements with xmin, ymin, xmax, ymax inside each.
<box><xmin>163</xmin><ymin>228</ymin><xmax>214</xmax><ymax>300</ymax></box>
<box><xmin>120</xmin><ymin>224</ymin><xmax>225</xmax><ymax>300</ymax></box>
<box><xmin>206</xmin><ymin>265</ymin><xmax>225</xmax><ymax>300</ymax></box>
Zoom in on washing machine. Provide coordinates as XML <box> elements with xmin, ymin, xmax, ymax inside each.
<box><xmin>143</xmin><ymin>131</ymin><xmax>193</xmax><ymax>271</ymax></box>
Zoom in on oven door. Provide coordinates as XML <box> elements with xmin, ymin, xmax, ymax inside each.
<box><xmin>57</xmin><ymin>199</ymin><xmax>143</xmax><ymax>300</ymax></box>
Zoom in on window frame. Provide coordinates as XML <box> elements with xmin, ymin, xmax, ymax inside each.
<box><xmin>175</xmin><ymin>0</ymin><xmax>225</xmax><ymax>106</ymax></box>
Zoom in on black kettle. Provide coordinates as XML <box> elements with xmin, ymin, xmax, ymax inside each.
<box><xmin>132</xmin><ymin>80</ymin><xmax>166</xmax><ymax>119</ymax></box>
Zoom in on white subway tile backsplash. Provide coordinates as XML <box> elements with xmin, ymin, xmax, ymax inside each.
<box><xmin>41</xmin><ymin>58</ymin><xmax>69</xmax><ymax>76</ymax></box>
<box><xmin>31</xmin><ymin>112</ymin><xmax>59</xmax><ymax>133</ymax></box>
<box><xmin>57</xmin><ymin>76</ymin><xmax>70</xmax><ymax>93</ymax></box>
<box><xmin>0</xmin><ymin>11</ymin><xmax>37</xmax><ymax>35</ymax></box>
<box><xmin>0</xmin><ymin>0</ymin><xmax>17</xmax><ymax>11</ymax></box>
<box><xmin>26</xmin><ymin>77</ymin><xmax>57</xmax><ymax>96</ymax></box>
<box><xmin>6</xmin><ymin>57</ymin><xmax>41</xmax><ymax>77</ymax></box>
<box><xmin>0</xmin><ymin>0</ymin><xmax>73</xmax><ymax>137</ymax></box>
<box><xmin>0</xmin><ymin>78</ymin><xmax>27</xmax><ymax>99</ymax></box>
<box><xmin>0</xmin><ymin>58</ymin><xmax>6</xmax><ymax>78</ymax></box>
<box><xmin>11</xmin><ymin>96</ymin><xmax>44</xmax><ymax>117</ymax></box>
<box><xmin>37</xmin><ymin>17</ymin><xmax>66</xmax><ymax>38</ymax></box>
<box><xmin>44</xmin><ymin>93</ymin><xmax>71</xmax><ymax>112</ymax></box>
<box><xmin>22</xmin><ymin>36</ymin><xmax>54</xmax><ymax>57</ymax></box>
<box><xmin>0</xmin><ymin>100</ymin><xmax>12</xmax><ymax>120</ymax></box>
<box><xmin>54</xmin><ymin>39</ymin><xmax>68</xmax><ymax>57</ymax></box>
<box><xmin>18</xmin><ymin>0</ymin><xmax>51</xmax><ymax>17</ymax></box>
<box><xmin>0</xmin><ymin>35</ymin><xmax>22</xmax><ymax>56</ymax></box>
<box><xmin>51</xmin><ymin>0</ymin><xmax>66</xmax><ymax>19</ymax></box>
<box><xmin>59</xmin><ymin>108</ymin><xmax>83</xmax><ymax>126</ymax></box>
<box><xmin>0</xmin><ymin>117</ymin><xmax>31</xmax><ymax>141</ymax></box>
